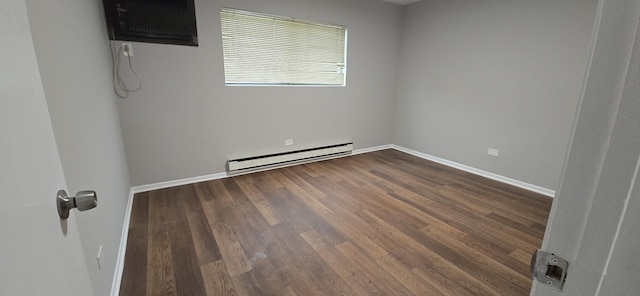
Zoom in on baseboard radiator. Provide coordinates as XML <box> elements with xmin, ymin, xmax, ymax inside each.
<box><xmin>228</xmin><ymin>142</ymin><xmax>353</xmax><ymax>172</ymax></box>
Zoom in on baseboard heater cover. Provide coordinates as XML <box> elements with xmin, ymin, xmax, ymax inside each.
<box><xmin>228</xmin><ymin>142</ymin><xmax>353</xmax><ymax>171</ymax></box>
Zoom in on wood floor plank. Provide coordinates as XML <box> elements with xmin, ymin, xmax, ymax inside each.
<box><xmin>231</xmin><ymin>271</ymin><xmax>269</xmax><ymax>296</ymax></box>
<box><xmin>200</xmin><ymin>260</ymin><xmax>236</xmax><ymax>296</ymax></box>
<box><xmin>432</xmin><ymin>189</ymin><xmax>543</xmax><ymax>247</ymax></box>
<box><xmin>119</xmin><ymin>149</ymin><xmax>552</xmax><ymax>296</ymax></box>
<box><xmin>219</xmin><ymin>178</ymin><xmax>289</xmax><ymax>294</ymax></box>
<box><xmin>420</xmin><ymin>220</ymin><xmax>531</xmax><ymax>294</ymax></box>
<box><xmin>209</xmin><ymin>214</ymin><xmax>253</xmax><ymax>277</ymax></box>
<box><xmin>376</xmin><ymin>252</ymin><xmax>447</xmax><ymax>296</ymax></box>
<box><xmin>328</xmin><ymin>156</ymin><xmax>543</xmax><ymax>250</ymax></box>
<box><xmin>411</xmin><ymin>266</ymin><xmax>477</xmax><ymax>296</ymax></box>
<box><xmin>300</xmin><ymin>230</ymin><xmax>388</xmax><ymax>296</ymax></box>
<box><xmin>193</xmin><ymin>181</ymin><xmax>215</xmax><ymax>203</ymax></box>
<box><xmin>457</xmin><ymin>233</ymin><xmax>532</xmax><ymax>277</ymax></box>
<box><xmin>268</xmin><ymin>170</ymin><xmax>389</xmax><ymax>260</ymax></box>
<box><xmin>165</xmin><ymin>186</ymin><xmax>208</xmax><ymax>295</ymax></box>
<box><xmin>234</xmin><ymin>175</ymin><xmax>283</xmax><ymax>225</ymax></box>
<box><xmin>146</xmin><ymin>190</ymin><xmax>177</xmax><ymax>296</ymax></box>
<box><xmin>486</xmin><ymin>212</ymin><xmax>546</xmax><ymax>238</ymax></box>
<box><xmin>119</xmin><ymin>225</ymin><xmax>148</xmax><ymax>296</ymax></box>
<box><xmin>207</xmin><ymin>180</ymin><xmax>236</xmax><ymax>209</ymax></box>
<box><xmin>335</xmin><ymin>241</ymin><xmax>417</xmax><ymax>296</ymax></box>
<box><xmin>359</xmin><ymin>208</ymin><xmax>499</xmax><ymax>295</ymax></box>
<box><xmin>271</xmin><ymin>223</ymin><xmax>357</xmax><ymax>296</ymax></box>
<box><xmin>270</xmin><ymin>286</ymin><xmax>299</xmax><ymax>296</ymax></box>
<box><xmin>314</xmin><ymin>159</ymin><xmax>458</xmax><ymax>235</ymax></box>
<box><xmin>264</xmin><ymin>230</ymin><xmax>336</xmax><ymax>296</ymax></box>
<box><xmin>129</xmin><ymin>192</ymin><xmax>150</xmax><ymax>228</ymax></box>
<box><xmin>282</xmin><ymin>166</ymin><xmax>329</xmax><ymax>200</ymax></box>
<box><xmin>260</xmin><ymin>172</ymin><xmax>345</xmax><ymax>245</ymax></box>
<box><xmin>510</xmin><ymin>248</ymin><xmax>535</xmax><ymax>266</ymax></box>
<box><xmin>388</xmin><ymin>190</ymin><xmax>539</xmax><ymax>252</ymax></box>
<box><xmin>183</xmin><ymin>184</ymin><xmax>222</xmax><ymax>265</ymax></box>
<box><xmin>378</xmin><ymin>149</ymin><xmax>550</xmax><ymax>209</ymax></box>
<box><xmin>440</xmin><ymin>185</ymin><xmax>548</xmax><ymax>228</ymax></box>
<box><xmin>203</xmin><ymin>180</ymin><xmax>254</xmax><ymax>278</ymax></box>
<box><xmin>165</xmin><ymin>187</ymin><xmax>190</xmax><ymax>249</ymax></box>
<box><xmin>299</xmin><ymin>175</ymin><xmax>426</xmax><ymax>268</ymax></box>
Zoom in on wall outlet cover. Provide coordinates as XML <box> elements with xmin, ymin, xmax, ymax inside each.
<box><xmin>284</xmin><ymin>139</ymin><xmax>294</xmax><ymax>146</ymax></box>
<box><xmin>488</xmin><ymin>148</ymin><xmax>500</xmax><ymax>157</ymax></box>
<box><xmin>121</xmin><ymin>43</ymin><xmax>133</xmax><ymax>57</ymax></box>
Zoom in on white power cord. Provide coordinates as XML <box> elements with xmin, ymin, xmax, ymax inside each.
<box><xmin>110</xmin><ymin>42</ymin><xmax>142</xmax><ymax>98</ymax></box>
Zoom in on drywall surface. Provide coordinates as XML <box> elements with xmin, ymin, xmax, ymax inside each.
<box><xmin>394</xmin><ymin>0</ymin><xmax>597</xmax><ymax>190</ymax></box>
<box><xmin>116</xmin><ymin>0</ymin><xmax>402</xmax><ymax>186</ymax></box>
<box><xmin>26</xmin><ymin>0</ymin><xmax>132</xmax><ymax>295</ymax></box>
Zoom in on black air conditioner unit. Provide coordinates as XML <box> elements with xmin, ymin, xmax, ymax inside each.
<box><xmin>103</xmin><ymin>0</ymin><xmax>198</xmax><ymax>46</ymax></box>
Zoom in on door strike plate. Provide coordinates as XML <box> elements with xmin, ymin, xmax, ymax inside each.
<box><xmin>531</xmin><ymin>249</ymin><xmax>569</xmax><ymax>290</ymax></box>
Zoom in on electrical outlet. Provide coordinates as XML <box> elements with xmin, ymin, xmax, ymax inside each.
<box><xmin>284</xmin><ymin>139</ymin><xmax>294</xmax><ymax>146</ymax></box>
<box><xmin>97</xmin><ymin>245</ymin><xmax>104</xmax><ymax>270</ymax></box>
<box><xmin>488</xmin><ymin>148</ymin><xmax>500</xmax><ymax>157</ymax></box>
<box><xmin>121</xmin><ymin>43</ymin><xmax>133</xmax><ymax>57</ymax></box>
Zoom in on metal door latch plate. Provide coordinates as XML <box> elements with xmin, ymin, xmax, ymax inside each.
<box><xmin>531</xmin><ymin>249</ymin><xmax>569</xmax><ymax>290</ymax></box>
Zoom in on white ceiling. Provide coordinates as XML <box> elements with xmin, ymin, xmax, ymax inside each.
<box><xmin>381</xmin><ymin>0</ymin><xmax>422</xmax><ymax>5</ymax></box>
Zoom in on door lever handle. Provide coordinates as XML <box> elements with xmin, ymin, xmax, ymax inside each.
<box><xmin>56</xmin><ymin>189</ymin><xmax>97</xmax><ymax>219</ymax></box>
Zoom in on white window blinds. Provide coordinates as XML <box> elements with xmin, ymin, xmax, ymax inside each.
<box><xmin>220</xmin><ymin>8</ymin><xmax>347</xmax><ymax>86</ymax></box>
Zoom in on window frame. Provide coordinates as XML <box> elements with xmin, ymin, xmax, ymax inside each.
<box><xmin>220</xmin><ymin>7</ymin><xmax>348</xmax><ymax>87</ymax></box>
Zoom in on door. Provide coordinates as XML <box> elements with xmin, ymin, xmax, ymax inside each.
<box><xmin>0</xmin><ymin>0</ymin><xmax>93</xmax><ymax>295</ymax></box>
<box><xmin>531</xmin><ymin>0</ymin><xmax>640</xmax><ymax>295</ymax></box>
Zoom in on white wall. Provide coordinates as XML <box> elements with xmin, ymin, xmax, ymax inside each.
<box><xmin>116</xmin><ymin>0</ymin><xmax>403</xmax><ymax>186</ymax></box>
<box><xmin>394</xmin><ymin>0</ymin><xmax>597</xmax><ymax>190</ymax></box>
<box><xmin>26</xmin><ymin>0</ymin><xmax>132</xmax><ymax>295</ymax></box>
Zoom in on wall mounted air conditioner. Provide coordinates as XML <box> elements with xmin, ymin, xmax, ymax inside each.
<box><xmin>102</xmin><ymin>0</ymin><xmax>198</xmax><ymax>46</ymax></box>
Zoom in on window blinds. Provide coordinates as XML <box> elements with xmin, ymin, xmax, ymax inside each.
<box><xmin>220</xmin><ymin>8</ymin><xmax>347</xmax><ymax>86</ymax></box>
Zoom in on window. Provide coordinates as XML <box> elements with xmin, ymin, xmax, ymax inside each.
<box><xmin>220</xmin><ymin>8</ymin><xmax>347</xmax><ymax>86</ymax></box>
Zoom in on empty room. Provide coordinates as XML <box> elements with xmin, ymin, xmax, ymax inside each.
<box><xmin>3</xmin><ymin>0</ymin><xmax>640</xmax><ymax>295</ymax></box>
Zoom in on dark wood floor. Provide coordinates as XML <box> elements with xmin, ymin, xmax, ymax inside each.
<box><xmin>119</xmin><ymin>149</ymin><xmax>552</xmax><ymax>296</ymax></box>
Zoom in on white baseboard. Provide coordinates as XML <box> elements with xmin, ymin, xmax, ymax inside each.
<box><xmin>390</xmin><ymin>145</ymin><xmax>556</xmax><ymax>197</ymax></box>
<box><xmin>131</xmin><ymin>172</ymin><xmax>229</xmax><ymax>194</ymax></box>
<box><xmin>352</xmin><ymin>144</ymin><xmax>393</xmax><ymax>155</ymax></box>
<box><xmin>110</xmin><ymin>187</ymin><xmax>135</xmax><ymax>296</ymax></box>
